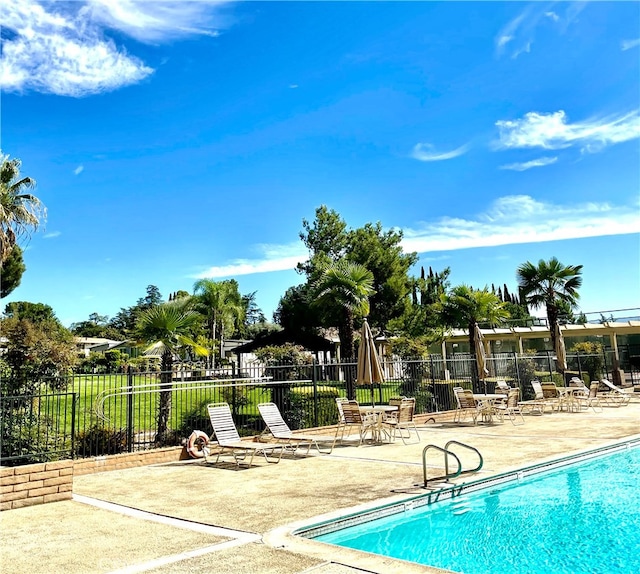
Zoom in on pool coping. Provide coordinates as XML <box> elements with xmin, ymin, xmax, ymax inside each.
<box><xmin>264</xmin><ymin>434</ymin><xmax>640</xmax><ymax>574</ymax></box>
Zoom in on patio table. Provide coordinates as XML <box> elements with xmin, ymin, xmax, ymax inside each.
<box><xmin>358</xmin><ymin>405</ymin><xmax>398</xmax><ymax>443</ymax></box>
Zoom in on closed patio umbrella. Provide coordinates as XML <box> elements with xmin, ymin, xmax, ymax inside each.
<box><xmin>356</xmin><ymin>318</ymin><xmax>385</xmax><ymax>405</ymax></box>
<box><xmin>555</xmin><ymin>323</ymin><xmax>567</xmax><ymax>375</ymax></box>
<box><xmin>474</xmin><ymin>323</ymin><xmax>489</xmax><ymax>393</ymax></box>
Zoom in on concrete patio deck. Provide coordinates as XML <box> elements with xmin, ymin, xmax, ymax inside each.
<box><xmin>2</xmin><ymin>397</ymin><xmax>639</xmax><ymax>574</ymax></box>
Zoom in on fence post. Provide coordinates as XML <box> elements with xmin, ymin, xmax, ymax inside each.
<box><xmin>576</xmin><ymin>351</ymin><xmax>583</xmax><ymax>380</ymax></box>
<box><xmin>126</xmin><ymin>367</ymin><xmax>134</xmax><ymax>453</ymax></box>
<box><xmin>429</xmin><ymin>355</ymin><xmax>438</xmax><ymax>412</ymax></box>
<box><xmin>312</xmin><ymin>359</ymin><xmax>319</xmax><ymax>428</ymax></box>
<box><xmin>71</xmin><ymin>393</ymin><xmax>78</xmax><ymax>459</ymax></box>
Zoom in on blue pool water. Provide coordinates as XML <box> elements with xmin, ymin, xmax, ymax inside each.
<box><xmin>314</xmin><ymin>445</ymin><xmax>640</xmax><ymax>573</ymax></box>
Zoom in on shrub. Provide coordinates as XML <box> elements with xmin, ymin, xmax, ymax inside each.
<box><xmin>287</xmin><ymin>386</ymin><xmax>340</xmax><ymax>429</ymax></box>
<box><xmin>570</xmin><ymin>342</ymin><xmax>604</xmax><ymax>382</ymax></box>
<box><xmin>75</xmin><ymin>424</ymin><xmax>127</xmax><ymax>457</ymax></box>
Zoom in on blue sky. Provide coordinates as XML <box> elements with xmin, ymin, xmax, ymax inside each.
<box><xmin>2</xmin><ymin>0</ymin><xmax>639</xmax><ymax>328</ymax></box>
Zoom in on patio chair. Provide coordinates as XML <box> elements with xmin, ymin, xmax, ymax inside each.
<box><xmin>206</xmin><ymin>403</ymin><xmax>285</xmax><ymax>467</ymax></box>
<box><xmin>381</xmin><ymin>397</ymin><xmax>420</xmax><ymax>444</ymax></box>
<box><xmin>573</xmin><ymin>383</ymin><xmax>603</xmax><ymax>413</ymax></box>
<box><xmin>333</xmin><ymin>400</ymin><xmax>377</xmax><ymax>447</ymax></box>
<box><xmin>453</xmin><ymin>388</ymin><xmax>486</xmax><ymax>425</ymax></box>
<box><xmin>335</xmin><ymin>397</ymin><xmax>350</xmax><ymax>424</ymax></box>
<box><xmin>568</xmin><ymin>377</ymin><xmax>590</xmax><ymax>397</ymax></box>
<box><xmin>518</xmin><ymin>380</ymin><xmax>552</xmax><ymax>415</ymax></box>
<box><xmin>257</xmin><ymin>402</ymin><xmax>336</xmax><ymax>455</ymax></box>
<box><xmin>495</xmin><ymin>379</ymin><xmax>510</xmax><ymax>394</ymax></box>
<box><xmin>493</xmin><ymin>388</ymin><xmax>525</xmax><ymax>425</ymax></box>
<box><xmin>599</xmin><ymin>379</ymin><xmax>631</xmax><ymax>406</ymax></box>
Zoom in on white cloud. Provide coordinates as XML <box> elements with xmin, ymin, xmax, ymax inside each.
<box><xmin>400</xmin><ymin>196</ymin><xmax>640</xmax><ymax>254</ymax></box>
<box><xmin>495</xmin><ymin>3</ymin><xmax>585</xmax><ymax>59</ymax></box>
<box><xmin>194</xmin><ymin>243</ymin><xmax>307</xmax><ymax>279</ymax></box>
<box><xmin>74</xmin><ymin>165</ymin><xmax>84</xmax><ymax>175</ymax></box>
<box><xmin>0</xmin><ymin>0</ymin><xmax>227</xmax><ymax>96</ymax></box>
<box><xmin>44</xmin><ymin>231</ymin><xmax>61</xmax><ymax>239</ymax></box>
<box><xmin>495</xmin><ymin>110</ymin><xmax>640</xmax><ymax>152</ymax></box>
<box><xmin>499</xmin><ymin>156</ymin><xmax>558</xmax><ymax>171</ymax></box>
<box><xmin>84</xmin><ymin>0</ymin><xmax>224</xmax><ymax>43</ymax></box>
<box><xmin>411</xmin><ymin>143</ymin><xmax>469</xmax><ymax>162</ymax></box>
<box><xmin>621</xmin><ymin>38</ymin><xmax>640</xmax><ymax>51</ymax></box>
<box><xmin>192</xmin><ymin>197</ymin><xmax>640</xmax><ymax>279</ymax></box>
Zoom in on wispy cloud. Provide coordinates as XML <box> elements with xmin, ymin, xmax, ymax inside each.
<box><xmin>400</xmin><ymin>196</ymin><xmax>640</xmax><ymax>253</ymax></box>
<box><xmin>192</xmin><ymin>196</ymin><xmax>640</xmax><ymax>278</ymax></box>
<box><xmin>0</xmin><ymin>0</ymin><xmax>228</xmax><ymax>97</ymax></box>
<box><xmin>194</xmin><ymin>243</ymin><xmax>307</xmax><ymax>279</ymax></box>
<box><xmin>499</xmin><ymin>156</ymin><xmax>558</xmax><ymax>171</ymax></box>
<box><xmin>44</xmin><ymin>231</ymin><xmax>61</xmax><ymax>239</ymax></box>
<box><xmin>495</xmin><ymin>2</ymin><xmax>586</xmax><ymax>59</ymax></box>
<box><xmin>74</xmin><ymin>165</ymin><xmax>84</xmax><ymax>175</ymax></box>
<box><xmin>85</xmin><ymin>0</ymin><xmax>224</xmax><ymax>43</ymax></box>
<box><xmin>495</xmin><ymin>110</ymin><xmax>640</xmax><ymax>152</ymax></box>
<box><xmin>621</xmin><ymin>38</ymin><xmax>640</xmax><ymax>51</ymax></box>
<box><xmin>411</xmin><ymin>143</ymin><xmax>469</xmax><ymax>162</ymax></box>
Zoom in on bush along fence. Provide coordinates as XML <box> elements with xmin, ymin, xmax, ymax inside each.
<box><xmin>0</xmin><ymin>350</ymin><xmax>631</xmax><ymax>466</ymax></box>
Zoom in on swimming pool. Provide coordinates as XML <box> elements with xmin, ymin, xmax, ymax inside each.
<box><xmin>309</xmin><ymin>442</ymin><xmax>640</xmax><ymax>573</ymax></box>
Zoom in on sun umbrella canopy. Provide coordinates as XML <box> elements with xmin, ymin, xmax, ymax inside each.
<box><xmin>555</xmin><ymin>323</ymin><xmax>567</xmax><ymax>373</ymax></box>
<box><xmin>474</xmin><ymin>322</ymin><xmax>489</xmax><ymax>381</ymax></box>
<box><xmin>357</xmin><ymin>318</ymin><xmax>385</xmax><ymax>403</ymax></box>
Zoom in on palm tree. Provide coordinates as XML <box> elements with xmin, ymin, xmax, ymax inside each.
<box><xmin>0</xmin><ymin>154</ymin><xmax>46</xmax><ymax>263</ymax></box>
<box><xmin>136</xmin><ymin>300</ymin><xmax>208</xmax><ymax>445</ymax></box>
<box><xmin>313</xmin><ymin>259</ymin><xmax>375</xmax><ymax>362</ymax></box>
<box><xmin>516</xmin><ymin>257</ymin><xmax>583</xmax><ymax>359</ymax></box>
<box><xmin>439</xmin><ymin>285</ymin><xmax>509</xmax><ymax>384</ymax></box>
<box><xmin>193</xmin><ymin>279</ymin><xmax>245</xmax><ymax>367</ymax></box>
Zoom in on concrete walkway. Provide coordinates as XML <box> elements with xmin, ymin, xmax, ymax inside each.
<box><xmin>2</xmin><ymin>398</ymin><xmax>639</xmax><ymax>574</ymax></box>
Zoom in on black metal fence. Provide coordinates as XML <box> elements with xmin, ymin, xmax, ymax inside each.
<box><xmin>1</xmin><ymin>350</ymin><xmax>635</xmax><ymax>466</ymax></box>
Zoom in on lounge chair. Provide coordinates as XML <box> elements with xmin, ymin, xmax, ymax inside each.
<box><xmin>333</xmin><ymin>400</ymin><xmax>377</xmax><ymax>447</ymax></box>
<box><xmin>518</xmin><ymin>380</ymin><xmax>552</xmax><ymax>414</ymax></box>
<box><xmin>206</xmin><ymin>403</ymin><xmax>285</xmax><ymax>467</ymax></box>
<box><xmin>257</xmin><ymin>402</ymin><xmax>336</xmax><ymax>455</ymax></box>
<box><xmin>381</xmin><ymin>397</ymin><xmax>420</xmax><ymax>443</ymax></box>
<box><xmin>493</xmin><ymin>388</ymin><xmax>525</xmax><ymax>425</ymax></box>
<box><xmin>599</xmin><ymin>379</ymin><xmax>631</xmax><ymax>406</ymax></box>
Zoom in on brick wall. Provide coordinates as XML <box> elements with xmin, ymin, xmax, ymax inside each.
<box><xmin>73</xmin><ymin>446</ymin><xmax>186</xmax><ymax>475</ymax></box>
<box><xmin>0</xmin><ymin>446</ymin><xmax>188</xmax><ymax>511</ymax></box>
<box><xmin>0</xmin><ymin>460</ymin><xmax>73</xmax><ymax>511</ymax></box>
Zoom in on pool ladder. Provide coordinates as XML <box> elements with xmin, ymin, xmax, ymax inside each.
<box><xmin>422</xmin><ymin>440</ymin><xmax>483</xmax><ymax>488</ymax></box>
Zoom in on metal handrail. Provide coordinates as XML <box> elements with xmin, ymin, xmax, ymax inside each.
<box><xmin>422</xmin><ymin>444</ymin><xmax>461</xmax><ymax>488</ymax></box>
<box><xmin>444</xmin><ymin>440</ymin><xmax>484</xmax><ymax>475</ymax></box>
<box><xmin>422</xmin><ymin>440</ymin><xmax>483</xmax><ymax>488</ymax></box>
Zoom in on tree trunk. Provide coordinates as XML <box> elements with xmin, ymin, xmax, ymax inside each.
<box><xmin>156</xmin><ymin>351</ymin><xmax>173</xmax><ymax>446</ymax></box>
<box><xmin>340</xmin><ymin>309</ymin><xmax>356</xmax><ymax>399</ymax></box>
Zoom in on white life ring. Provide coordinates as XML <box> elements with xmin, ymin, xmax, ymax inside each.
<box><xmin>186</xmin><ymin>430</ymin><xmax>210</xmax><ymax>458</ymax></box>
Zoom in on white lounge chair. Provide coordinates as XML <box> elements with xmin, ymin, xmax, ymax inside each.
<box><xmin>206</xmin><ymin>403</ymin><xmax>285</xmax><ymax>467</ymax></box>
<box><xmin>257</xmin><ymin>402</ymin><xmax>336</xmax><ymax>455</ymax></box>
<box><xmin>599</xmin><ymin>379</ymin><xmax>631</xmax><ymax>406</ymax></box>
<box><xmin>518</xmin><ymin>380</ymin><xmax>552</xmax><ymax>414</ymax></box>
